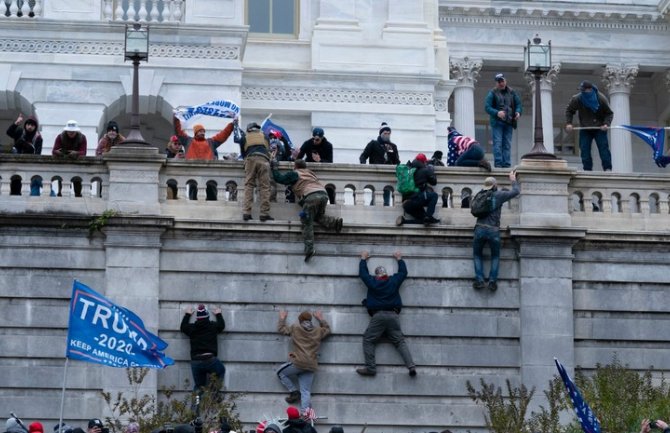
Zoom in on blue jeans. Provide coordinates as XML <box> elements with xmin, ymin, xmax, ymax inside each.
<box><xmin>456</xmin><ymin>144</ymin><xmax>485</xmax><ymax>167</ymax></box>
<box><xmin>276</xmin><ymin>362</ymin><xmax>315</xmax><ymax>411</ymax></box>
<box><xmin>491</xmin><ymin>122</ymin><xmax>514</xmax><ymax>167</ymax></box>
<box><xmin>579</xmin><ymin>129</ymin><xmax>612</xmax><ymax>171</ymax></box>
<box><xmin>403</xmin><ymin>190</ymin><xmax>438</xmax><ymax>220</ymax></box>
<box><xmin>473</xmin><ymin>225</ymin><xmax>501</xmax><ymax>283</ymax></box>
<box><xmin>190</xmin><ymin>357</ymin><xmax>226</xmax><ymax>391</ymax></box>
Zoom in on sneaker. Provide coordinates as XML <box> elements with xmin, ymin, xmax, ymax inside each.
<box><xmin>356</xmin><ymin>367</ymin><xmax>376</xmax><ymax>376</ymax></box>
<box><xmin>285</xmin><ymin>391</ymin><xmax>300</xmax><ymax>403</ymax></box>
<box><xmin>473</xmin><ymin>280</ymin><xmax>486</xmax><ymax>290</ymax></box>
<box><xmin>395</xmin><ymin>215</ymin><xmax>405</xmax><ymax>226</ymax></box>
<box><xmin>260</xmin><ymin>215</ymin><xmax>274</xmax><ymax>221</ymax></box>
<box><xmin>304</xmin><ymin>249</ymin><xmax>316</xmax><ymax>262</ymax></box>
<box><xmin>478</xmin><ymin>159</ymin><xmax>492</xmax><ymax>172</ymax></box>
<box><xmin>408</xmin><ymin>367</ymin><xmax>417</xmax><ymax>377</ymax></box>
<box><xmin>335</xmin><ymin>218</ymin><xmax>343</xmax><ymax>233</ymax></box>
<box><xmin>488</xmin><ymin>281</ymin><xmax>498</xmax><ymax>292</ymax></box>
<box><xmin>243</xmin><ymin>214</ymin><xmax>252</xmax><ymax>221</ymax></box>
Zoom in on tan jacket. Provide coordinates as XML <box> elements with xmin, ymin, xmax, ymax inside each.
<box><xmin>278</xmin><ymin>317</ymin><xmax>330</xmax><ymax>371</ymax></box>
<box><xmin>292</xmin><ymin>169</ymin><xmax>326</xmax><ymax>200</ymax></box>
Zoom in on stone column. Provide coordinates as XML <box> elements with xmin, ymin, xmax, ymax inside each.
<box><xmin>525</xmin><ymin>64</ymin><xmax>561</xmax><ymax>154</ymax></box>
<box><xmin>602</xmin><ymin>64</ymin><xmax>638</xmax><ymax>173</ymax></box>
<box><xmin>449</xmin><ymin>57</ymin><xmax>482</xmax><ymax>138</ymax></box>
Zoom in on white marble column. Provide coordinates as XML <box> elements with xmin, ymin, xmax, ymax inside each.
<box><xmin>525</xmin><ymin>64</ymin><xmax>561</xmax><ymax>154</ymax></box>
<box><xmin>449</xmin><ymin>57</ymin><xmax>481</xmax><ymax>138</ymax></box>
<box><xmin>602</xmin><ymin>64</ymin><xmax>638</xmax><ymax>173</ymax></box>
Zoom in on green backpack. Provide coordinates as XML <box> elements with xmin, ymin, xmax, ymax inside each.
<box><xmin>396</xmin><ymin>163</ymin><xmax>419</xmax><ymax>195</ymax></box>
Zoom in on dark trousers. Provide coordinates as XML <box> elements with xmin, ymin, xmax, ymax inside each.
<box><xmin>190</xmin><ymin>357</ymin><xmax>226</xmax><ymax>391</ymax></box>
<box><xmin>402</xmin><ymin>190</ymin><xmax>438</xmax><ymax>220</ymax></box>
<box><xmin>579</xmin><ymin>129</ymin><xmax>612</xmax><ymax>171</ymax></box>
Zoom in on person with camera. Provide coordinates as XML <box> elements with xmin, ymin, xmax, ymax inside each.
<box><xmin>87</xmin><ymin>419</ymin><xmax>107</xmax><ymax>433</ymax></box>
<box><xmin>484</xmin><ymin>73</ymin><xmax>522</xmax><ymax>168</ymax></box>
<box><xmin>180</xmin><ymin>304</ymin><xmax>226</xmax><ymax>393</ymax></box>
<box><xmin>641</xmin><ymin>419</ymin><xmax>670</xmax><ymax>433</ymax></box>
<box><xmin>472</xmin><ymin>170</ymin><xmax>520</xmax><ymax>292</ymax></box>
<box><xmin>356</xmin><ymin>250</ymin><xmax>417</xmax><ymax>378</ymax></box>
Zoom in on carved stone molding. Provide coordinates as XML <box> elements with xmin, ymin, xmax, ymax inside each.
<box><xmin>434</xmin><ymin>98</ymin><xmax>448</xmax><ymax>112</ymax></box>
<box><xmin>241</xmin><ymin>87</ymin><xmax>434</xmax><ymax>106</ymax></box>
<box><xmin>602</xmin><ymin>64</ymin><xmax>639</xmax><ymax>93</ymax></box>
<box><xmin>524</xmin><ymin>64</ymin><xmax>561</xmax><ymax>91</ymax></box>
<box><xmin>449</xmin><ymin>57</ymin><xmax>482</xmax><ymax>87</ymax></box>
<box><xmin>0</xmin><ymin>38</ymin><xmax>239</xmax><ymax>60</ymax></box>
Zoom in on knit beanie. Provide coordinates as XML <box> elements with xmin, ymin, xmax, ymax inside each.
<box><xmin>196</xmin><ymin>304</ymin><xmax>209</xmax><ymax>320</ymax></box>
<box><xmin>193</xmin><ymin>124</ymin><xmax>205</xmax><ymax>135</ymax></box>
<box><xmin>379</xmin><ymin>122</ymin><xmax>391</xmax><ymax>135</ymax></box>
<box><xmin>298</xmin><ymin>311</ymin><xmax>312</xmax><ymax>322</ymax></box>
<box><xmin>106</xmin><ymin>121</ymin><xmax>119</xmax><ymax>133</ymax></box>
<box><xmin>28</xmin><ymin>423</ymin><xmax>43</xmax><ymax>433</ymax></box>
<box><xmin>6</xmin><ymin>418</ymin><xmax>24</xmax><ymax>433</ymax></box>
<box><xmin>286</xmin><ymin>406</ymin><xmax>300</xmax><ymax>420</ymax></box>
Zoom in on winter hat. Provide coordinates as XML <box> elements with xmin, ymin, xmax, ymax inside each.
<box><xmin>6</xmin><ymin>418</ymin><xmax>25</xmax><ymax>433</ymax></box>
<box><xmin>483</xmin><ymin>177</ymin><xmax>497</xmax><ymax>190</ymax></box>
<box><xmin>415</xmin><ymin>153</ymin><xmax>428</xmax><ymax>164</ymax></box>
<box><xmin>196</xmin><ymin>304</ymin><xmax>209</xmax><ymax>320</ymax></box>
<box><xmin>170</xmin><ymin>135</ymin><xmax>179</xmax><ymax>143</ymax></box>
<box><xmin>298</xmin><ymin>311</ymin><xmax>312</xmax><ymax>322</ymax></box>
<box><xmin>63</xmin><ymin>120</ymin><xmax>80</xmax><ymax>132</ymax></box>
<box><xmin>246</xmin><ymin>122</ymin><xmax>261</xmax><ymax>132</ymax></box>
<box><xmin>193</xmin><ymin>124</ymin><xmax>205</xmax><ymax>135</ymax></box>
<box><xmin>106</xmin><ymin>121</ymin><xmax>119</xmax><ymax>133</ymax></box>
<box><xmin>87</xmin><ymin>420</ymin><xmax>103</xmax><ymax>430</ymax></box>
<box><xmin>495</xmin><ymin>73</ymin><xmax>505</xmax><ymax>82</ymax></box>
<box><xmin>312</xmin><ymin>127</ymin><xmax>324</xmax><ymax>138</ymax></box>
<box><xmin>28</xmin><ymin>423</ymin><xmax>44</xmax><ymax>433</ymax></box>
<box><xmin>579</xmin><ymin>80</ymin><xmax>594</xmax><ymax>91</ymax></box>
<box><xmin>286</xmin><ymin>406</ymin><xmax>300</xmax><ymax>420</ymax></box>
<box><xmin>379</xmin><ymin>122</ymin><xmax>391</xmax><ymax>135</ymax></box>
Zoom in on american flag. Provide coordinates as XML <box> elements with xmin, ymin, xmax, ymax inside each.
<box><xmin>554</xmin><ymin>358</ymin><xmax>601</xmax><ymax>433</ymax></box>
<box><xmin>447</xmin><ymin>127</ymin><xmax>479</xmax><ymax>166</ymax></box>
<box><xmin>618</xmin><ymin>125</ymin><xmax>668</xmax><ymax>167</ymax></box>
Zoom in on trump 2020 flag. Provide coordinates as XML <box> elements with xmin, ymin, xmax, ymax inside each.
<box><xmin>66</xmin><ymin>281</ymin><xmax>174</xmax><ymax>369</ymax></box>
<box><xmin>554</xmin><ymin>358</ymin><xmax>601</xmax><ymax>433</ymax></box>
<box><xmin>174</xmin><ymin>100</ymin><xmax>240</xmax><ymax>123</ymax></box>
<box><xmin>261</xmin><ymin>116</ymin><xmax>294</xmax><ymax>149</ymax></box>
<box><xmin>619</xmin><ymin>125</ymin><xmax>669</xmax><ymax>167</ymax></box>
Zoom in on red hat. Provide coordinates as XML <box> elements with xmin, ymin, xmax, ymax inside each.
<box><xmin>196</xmin><ymin>304</ymin><xmax>209</xmax><ymax>320</ymax></box>
<box><xmin>286</xmin><ymin>406</ymin><xmax>300</xmax><ymax>420</ymax></box>
<box><xmin>170</xmin><ymin>135</ymin><xmax>179</xmax><ymax>142</ymax></box>
<box><xmin>415</xmin><ymin>153</ymin><xmax>428</xmax><ymax>163</ymax></box>
<box><xmin>29</xmin><ymin>423</ymin><xmax>44</xmax><ymax>433</ymax></box>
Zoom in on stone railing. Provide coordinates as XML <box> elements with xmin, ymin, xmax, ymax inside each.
<box><xmin>1</xmin><ymin>152</ymin><xmax>669</xmax><ymax>233</ymax></box>
<box><xmin>2</xmin><ymin>0</ymin><xmax>42</xmax><ymax>18</ymax></box>
<box><xmin>2</xmin><ymin>0</ymin><xmax>184</xmax><ymax>22</ymax></box>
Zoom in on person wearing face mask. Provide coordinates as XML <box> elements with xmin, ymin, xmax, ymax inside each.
<box><xmin>6</xmin><ymin>113</ymin><xmax>42</xmax><ymax>154</ymax></box>
<box><xmin>95</xmin><ymin>121</ymin><xmax>126</xmax><ymax>156</ymax></box>
<box><xmin>356</xmin><ymin>250</ymin><xmax>416</xmax><ymax>378</ymax></box>
<box><xmin>359</xmin><ymin>122</ymin><xmax>400</xmax><ymax>165</ymax></box>
<box><xmin>565</xmin><ymin>80</ymin><xmax>614</xmax><ymax>171</ymax></box>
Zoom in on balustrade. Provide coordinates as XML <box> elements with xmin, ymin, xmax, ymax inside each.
<box><xmin>104</xmin><ymin>0</ymin><xmax>183</xmax><ymax>22</ymax></box>
<box><xmin>2</xmin><ymin>0</ymin><xmax>41</xmax><ymax>18</ymax></box>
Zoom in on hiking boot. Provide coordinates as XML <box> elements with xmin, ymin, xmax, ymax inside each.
<box><xmin>408</xmin><ymin>367</ymin><xmax>417</xmax><ymax>377</ymax></box>
<box><xmin>473</xmin><ymin>280</ymin><xmax>486</xmax><ymax>290</ymax></box>
<box><xmin>260</xmin><ymin>215</ymin><xmax>274</xmax><ymax>222</ymax></box>
<box><xmin>285</xmin><ymin>391</ymin><xmax>300</xmax><ymax>403</ymax></box>
<box><xmin>478</xmin><ymin>159</ymin><xmax>492</xmax><ymax>172</ymax></box>
<box><xmin>356</xmin><ymin>367</ymin><xmax>376</xmax><ymax>377</ymax></box>
<box><xmin>423</xmin><ymin>216</ymin><xmax>440</xmax><ymax>226</ymax></box>
<box><xmin>243</xmin><ymin>214</ymin><xmax>253</xmax><ymax>221</ymax></box>
<box><xmin>304</xmin><ymin>249</ymin><xmax>316</xmax><ymax>263</ymax></box>
<box><xmin>395</xmin><ymin>215</ymin><xmax>405</xmax><ymax>226</ymax></box>
<box><xmin>488</xmin><ymin>281</ymin><xmax>498</xmax><ymax>292</ymax></box>
<box><xmin>335</xmin><ymin>218</ymin><xmax>343</xmax><ymax>233</ymax></box>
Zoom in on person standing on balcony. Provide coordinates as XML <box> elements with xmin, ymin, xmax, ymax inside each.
<box><xmin>360</xmin><ymin>122</ymin><xmax>400</xmax><ymax>206</ymax></box>
<box><xmin>296</xmin><ymin>127</ymin><xmax>333</xmax><ymax>163</ymax></box>
<box><xmin>95</xmin><ymin>121</ymin><xmax>126</xmax><ymax>156</ymax></box>
<box><xmin>356</xmin><ymin>250</ymin><xmax>417</xmax><ymax>377</ymax></box>
<box><xmin>235</xmin><ymin>120</ymin><xmax>273</xmax><ymax>222</ymax></box>
<box><xmin>276</xmin><ymin>310</ymin><xmax>330</xmax><ymax>415</ymax></box>
<box><xmin>6</xmin><ymin>113</ymin><xmax>42</xmax><ymax>154</ymax></box>
<box><xmin>484</xmin><ymin>73</ymin><xmax>522</xmax><ymax>168</ymax></box>
<box><xmin>396</xmin><ymin>153</ymin><xmax>440</xmax><ymax>226</ymax></box>
<box><xmin>565</xmin><ymin>80</ymin><xmax>614</xmax><ymax>171</ymax></box>
<box><xmin>472</xmin><ymin>170</ymin><xmax>520</xmax><ymax>292</ymax></box>
<box><xmin>180</xmin><ymin>304</ymin><xmax>226</xmax><ymax>393</ymax></box>
<box><xmin>53</xmin><ymin>120</ymin><xmax>87</xmax><ymax>159</ymax></box>
<box><xmin>173</xmin><ymin>115</ymin><xmax>234</xmax><ymax>161</ymax></box>
<box><xmin>271</xmin><ymin>158</ymin><xmax>343</xmax><ymax>262</ymax></box>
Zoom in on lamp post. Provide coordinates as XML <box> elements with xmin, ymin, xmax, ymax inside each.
<box><xmin>522</xmin><ymin>34</ymin><xmax>558</xmax><ymax>159</ymax></box>
<box><xmin>123</xmin><ymin>23</ymin><xmax>149</xmax><ymax>145</ymax></box>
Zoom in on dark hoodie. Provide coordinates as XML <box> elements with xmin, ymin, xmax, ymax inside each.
<box><xmin>6</xmin><ymin>116</ymin><xmax>42</xmax><ymax>154</ymax></box>
<box><xmin>282</xmin><ymin>418</ymin><xmax>317</xmax><ymax>433</ymax></box>
<box><xmin>180</xmin><ymin>312</ymin><xmax>225</xmax><ymax>359</ymax></box>
<box><xmin>359</xmin><ymin>259</ymin><xmax>407</xmax><ymax>315</ymax></box>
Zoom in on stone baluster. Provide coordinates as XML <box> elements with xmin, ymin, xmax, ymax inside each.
<box><xmin>172</xmin><ymin>0</ymin><xmax>183</xmax><ymax>22</ymax></box>
<box><xmin>601</xmin><ymin>196</ymin><xmax>612</xmax><ymax>213</ymax></box>
<box><xmin>137</xmin><ymin>1</ymin><xmax>148</xmax><ymax>22</ymax></box>
<box><xmin>449</xmin><ymin>57</ymin><xmax>482</xmax><ymax>138</ymax></box>
<box><xmin>33</xmin><ymin>0</ymin><xmax>42</xmax><ymax>17</ymax></box>
<box><xmin>19</xmin><ymin>0</ymin><xmax>29</xmax><ymax>16</ymax></box>
<box><xmin>354</xmin><ymin>188</ymin><xmax>365</xmax><ymax>206</ymax></box>
<box><xmin>150</xmin><ymin>0</ymin><xmax>159</xmax><ymax>22</ymax></box>
<box><xmin>602</xmin><ymin>64</ymin><xmax>638</xmax><ymax>173</ymax></box>
<box><xmin>103</xmin><ymin>0</ymin><xmax>113</xmax><ymax>20</ymax></box>
<box><xmin>9</xmin><ymin>1</ymin><xmax>18</xmax><ymax>17</ymax></box>
<box><xmin>115</xmin><ymin>0</ymin><xmax>125</xmax><ymax>21</ymax></box>
<box><xmin>525</xmin><ymin>64</ymin><xmax>561</xmax><ymax>154</ymax></box>
<box><xmin>126</xmin><ymin>1</ymin><xmax>137</xmax><ymax>21</ymax></box>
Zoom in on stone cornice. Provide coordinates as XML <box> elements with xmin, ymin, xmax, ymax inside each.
<box><xmin>0</xmin><ymin>38</ymin><xmax>239</xmax><ymax>60</ymax></box>
<box><xmin>241</xmin><ymin>87</ymin><xmax>434</xmax><ymax>106</ymax></box>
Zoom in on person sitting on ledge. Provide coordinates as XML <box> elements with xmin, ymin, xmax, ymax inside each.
<box><xmin>53</xmin><ymin>120</ymin><xmax>87</xmax><ymax>159</ymax></box>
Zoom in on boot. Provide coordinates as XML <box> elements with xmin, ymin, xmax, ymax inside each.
<box><xmin>285</xmin><ymin>390</ymin><xmax>300</xmax><ymax>403</ymax></box>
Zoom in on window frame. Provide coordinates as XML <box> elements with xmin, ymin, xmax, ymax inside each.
<box><xmin>245</xmin><ymin>0</ymin><xmax>299</xmax><ymax>39</ymax></box>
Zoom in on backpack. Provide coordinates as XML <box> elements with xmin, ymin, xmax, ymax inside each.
<box><xmin>396</xmin><ymin>163</ymin><xmax>418</xmax><ymax>195</ymax></box>
<box><xmin>470</xmin><ymin>189</ymin><xmax>496</xmax><ymax>217</ymax></box>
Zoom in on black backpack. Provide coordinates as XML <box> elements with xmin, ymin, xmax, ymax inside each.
<box><xmin>470</xmin><ymin>189</ymin><xmax>496</xmax><ymax>217</ymax></box>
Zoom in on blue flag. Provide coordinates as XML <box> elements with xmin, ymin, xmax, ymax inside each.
<box><xmin>261</xmin><ymin>117</ymin><xmax>293</xmax><ymax>149</ymax></box>
<box><xmin>619</xmin><ymin>125</ymin><xmax>668</xmax><ymax>167</ymax></box>
<box><xmin>554</xmin><ymin>358</ymin><xmax>601</xmax><ymax>433</ymax></box>
<box><xmin>66</xmin><ymin>281</ymin><xmax>174</xmax><ymax>369</ymax></box>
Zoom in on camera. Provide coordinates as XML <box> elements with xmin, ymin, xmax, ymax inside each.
<box><xmin>649</xmin><ymin>421</ymin><xmax>658</xmax><ymax>429</ymax></box>
<box><xmin>102</xmin><ymin>428</ymin><xmax>110</xmax><ymax>433</ymax></box>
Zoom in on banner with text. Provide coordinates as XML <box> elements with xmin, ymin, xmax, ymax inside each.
<box><xmin>66</xmin><ymin>281</ymin><xmax>174</xmax><ymax>369</ymax></box>
<box><xmin>174</xmin><ymin>100</ymin><xmax>240</xmax><ymax>124</ymax></box>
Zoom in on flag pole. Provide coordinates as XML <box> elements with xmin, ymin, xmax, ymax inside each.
<box><xmin>58</xmin><ymin>357</ymin><xmax>70</xmax><ymax>431</ymax></box>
